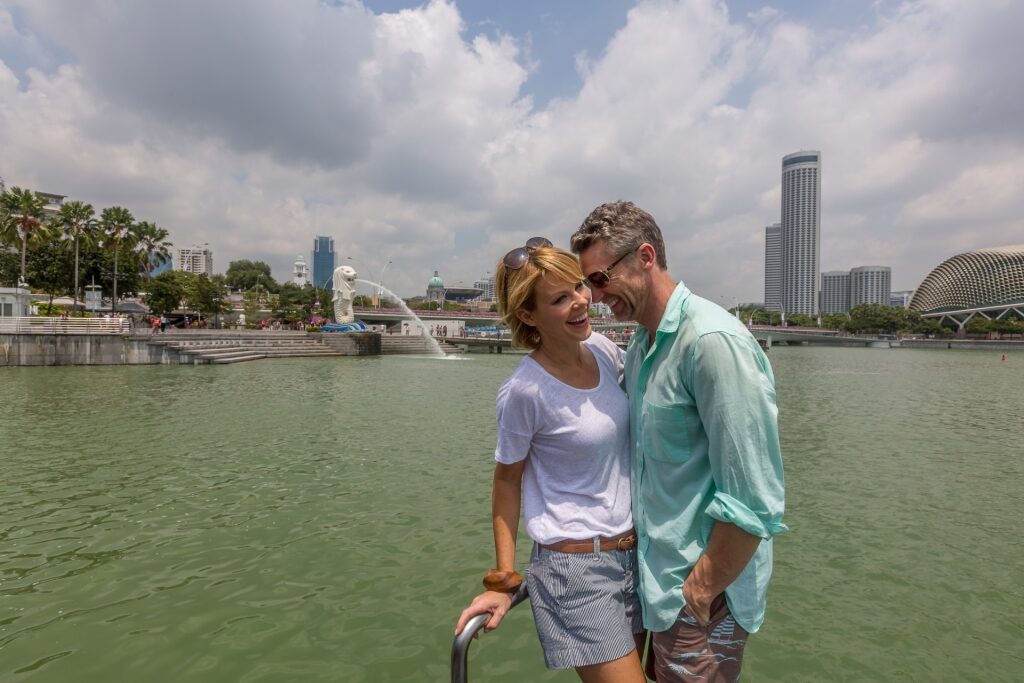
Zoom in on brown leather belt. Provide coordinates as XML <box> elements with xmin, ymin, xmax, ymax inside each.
<box><xmin>541</xmin><ymin>529</ymin><xmax>637</xmax><ymax>554</ymax></box>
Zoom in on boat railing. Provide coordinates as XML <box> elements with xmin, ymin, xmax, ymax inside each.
<box><xmin>451</xmin><ymin>584</ymin><xmax>529</xmax><ymax>683</ymax></box>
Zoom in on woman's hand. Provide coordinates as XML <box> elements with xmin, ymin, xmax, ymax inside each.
<box><xmin>455</xmin><ymin>591</ymin><xmax>515</xmax><ymax>635</ymax></box>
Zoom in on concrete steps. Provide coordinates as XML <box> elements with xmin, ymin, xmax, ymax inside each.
<box><xmin>140</xmin><ymin>332</ymin><xmax>344</xmax><ymax>364</ymax></box>
<box><xmin>379</xmin><ymin>335</ymin><xmax>463</xmax><ymax>355</ymax></box>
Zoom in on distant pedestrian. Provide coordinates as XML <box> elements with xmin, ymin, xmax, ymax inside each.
<box><xmin>160</xmin><ymin>315</ymin><xmax>168</xmax><ymax>333</ymax></box>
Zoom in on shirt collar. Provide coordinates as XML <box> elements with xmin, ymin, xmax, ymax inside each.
<box><xmin>655</xmin><ymin>282</ymin><xmax>691</xmax><ymax>335</ymax></box>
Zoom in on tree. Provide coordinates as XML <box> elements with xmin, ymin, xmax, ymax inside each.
<box><xmin>26</xmin><ymin>238</ymin><xmax>74</xmax><ymax>310</ymax></box>
<box><xmin>847</xmin><ymin>304</ymin><xmax>904</xmax><ymax>334</ymax></box>
<box><xmin>185</xmin><ymin>273</ymin><xmax>232</xmax><ymax>323</ymax></box>
<box><xmin>821</xmin><ymin>313</ymin><xmax>850</xmax><ymax>331</ymax></box>
<box><xmin>100</xmin><ymin>206</ymin><xmax>135</xmax><ymax>313</ymax></box>
<box><xmin>225</xmin><ymin>260</ymin><xmax>276</xmax><ymax>292</ymax></box>
<box><xmin>787</xmin><ymin>313</ymin><xmax>816</xmax><ymax>327</ymax></box>
<box><xmin>145</xmin><ymin>271</ymin><xmax>188</xmax><ymax>315</ymax></box>
<box><xmin>132</xmin><ymin>221</ymin><xmax>173</xmax><ymax>280</ymax></box>
<box><xmin>0</xmin><ymin>187</ymin><xmax>49</xmax><ymax>286</ymax></box>
<box><xmin>55</xmin><ymin>200</ymin><xmax>97</xmax><ymax>314</ymax></box>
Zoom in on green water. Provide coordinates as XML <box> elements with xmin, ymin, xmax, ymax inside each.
<box><xmin>1</xmin><ymin>348</ymin><xmax>1021</xmax><ymax>682</ymax></box>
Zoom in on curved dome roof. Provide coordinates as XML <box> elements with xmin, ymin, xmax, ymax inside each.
<box><xmin>427</xmin><ymin>270</ymin><xmax>444</xmax><ymax>288</ymax></box>
<box><xmin>909</xmin><ymin>245</ymin><xmax>1024</xmax><ymax>313</ymax></box>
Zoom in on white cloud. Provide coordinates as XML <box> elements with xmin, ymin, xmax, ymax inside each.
<box><xmin>1</xmin><ymin>0</ymin><xmax>1022</xmax><ymax>298</ymax></box>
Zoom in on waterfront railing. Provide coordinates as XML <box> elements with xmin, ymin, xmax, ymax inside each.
<box><xmin>0</xmin><ymin>316</ymin><xmax>132</xmax><ymax>334</ymax></box>
<box><xmin>451</xmin><ymin>584</ymin><xmax>529</xmax><ymax>683</ymax></box>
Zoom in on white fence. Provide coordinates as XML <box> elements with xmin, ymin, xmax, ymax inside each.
<box><xmin>0</xmin><ymin>316</ymin><xmax>132</xmax><ymax>334</ymax></box>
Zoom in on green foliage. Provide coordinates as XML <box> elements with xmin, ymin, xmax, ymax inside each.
<box><xmin>821</xmin><ymin>313</ymin><xmax>849</xmax><ymax>330</ymax></box>
<box><xmin>225</xmin><ymin>260</ymin><xmax>277</xmax><ymax>292</ymax></box>
<box><xmin>787</xmin><ymin>313</ymin><xmax>816</xmax><ymax>327</ymax></box>
<box><xmin>35</xmin><ymin>303</ymin><xmax>69</xmax><ymax>315</ymax></box>
<box><xmin>1</xmin><ymin>186</ymin><xmax>50</xmax><ymax>283</ymax></box>
<box><xmin>965</xmin><ymin>316</ymin><xmax>1023</xmax><ymax>335</ymax></box>
<box><xmin>145</xmin><ymin>271</ymin><xmax>188</xmax><ymax>315</ymax></box>
<box><xmin>26</xmin><ymin>239</ymin><xmax>74</xmax><ymax>301</ymax></box>
<box><xmin>133</xmin><ymin>221</ymin><xmax>173</xmax><ymax>277</ymax></box>
<box><xmin>185</xmin><ymin>273</ymin><xmax>232</xmax><ymax>317</ymax></box>
<box><xmin>243</xmin><ymin>289</ymin><xmax>262</xmax><ymax>326</ymax></box>
<box><xmin>0</xmin><ymin>247</ymin><xmax>21</xmax><ymax>287</ymax></box>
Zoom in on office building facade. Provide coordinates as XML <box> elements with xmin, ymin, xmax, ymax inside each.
<box><xmin>176</xmin><ymin>246</ymin><xmax>214</xmax><ymax>277</ymax></box>
<box><xmin>473</xmin><ymin>276</ymin><xmax>495</xmax><ymax>301</ymax></box>
<box><xmin>820</xmin><ymin>271</ymin><xmax>851</xmax><ymax>313</ymax></box>
<box><xmin>850</xmin><ymin>266</ymin><xmax>892</xmax><ymax>307</ymax></box>
<box><xmin>312</xmin><ymin>236</ymin><xmax>335</xmax><ymax>289</ymax></box>
<box><xmin>764</xmin><ymin>223</ymin><xmax>782</xmax><ymax>312</ymax></box>
<box><xmin>890</xmin><ymin>290</ymin><xmax>914</xmax><ymax>308</ymax></box>
<box><xmin>780</xmin><ymin>151</ymin><xmax>821</xmax><ymax>315</ymax></box>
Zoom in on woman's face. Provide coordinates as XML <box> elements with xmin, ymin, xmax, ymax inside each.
<box><xmin>517</xmin><ymin>274</ymin><xmax>592</xmax><ymax>348</ymax></box>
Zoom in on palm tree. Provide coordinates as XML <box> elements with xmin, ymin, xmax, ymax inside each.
<box><xmin>132</xmin><ymin>221</ymin><xmax>173</xmax><ymax>280</ymax></box>
<box><xmin>100</xmin><ymin>206</ymin><xmax>135</xmax><ymax>313</ymax></box>
<box><xmin>56</xmin><ymin>200</ymin><xmax>97</xmax><ymax>314</ymax></box>
<box><xmin>0</xmin><ymin>187</ymin><xmax>48</xmax><ymax>286</ymax></box>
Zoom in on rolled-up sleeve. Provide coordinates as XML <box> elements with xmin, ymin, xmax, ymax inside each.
<box><xmin>691</xmin><ymin>332</ymin><xmax>788</xmax><ymax>539</ymax></box>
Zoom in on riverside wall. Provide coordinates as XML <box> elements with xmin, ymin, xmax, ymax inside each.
<box><xmin>900</xmin><ymin>339</ymin><xmax>1024</xmax><ymax>350</ymax></box>
<box><xmin>309</xmin><ymin>332</ymin><xmax>382</xmax><ymax>355</ymax></box>
<box><xmin>0</xmin><ymin>334</ymin><xmax>187</xmax><ymax>367</ymax></box>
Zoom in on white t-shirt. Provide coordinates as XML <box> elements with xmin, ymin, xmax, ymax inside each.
<box><xmin>494</xmin><ymin>332</ymin><xmax>633</xmax><ymax>545</ymax></box>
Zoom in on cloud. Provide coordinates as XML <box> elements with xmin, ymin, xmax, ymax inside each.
<box><xmin>1</xmin><ymin>0</ymin><xmax>1022</xmax><ymax>299</ymax></box>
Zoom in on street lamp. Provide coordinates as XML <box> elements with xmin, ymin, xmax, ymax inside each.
<box><xmin>377</xmin><ymin>260</ymin><xmax>392</xmax><ymax>309</ymax></box>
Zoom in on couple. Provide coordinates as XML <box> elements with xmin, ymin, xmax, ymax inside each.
<box><xmin>455</xmin><ymin>201</ymin><xmax>787</xmax><ymax>682</ymax></box>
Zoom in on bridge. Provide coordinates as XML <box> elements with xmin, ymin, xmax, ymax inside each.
<box><xmin>746</xmin><ymin>325</ymin><xmax>898</xmax><ymax>347</ymax></box>
<box><xmin>354</xmin><ymin>309</ymin><xmax>899</xmax><ymax>348</ymax></box>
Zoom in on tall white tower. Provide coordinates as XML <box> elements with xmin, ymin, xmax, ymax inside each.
<box><xmin>781</xmin><ymin>151</ymin><xmax>821</xmax><ymax>316</ymax></box>
<box><xmin>293</xmin><ymin>255</ymin><xmax>310</xmax><ymax>287</ymax></box>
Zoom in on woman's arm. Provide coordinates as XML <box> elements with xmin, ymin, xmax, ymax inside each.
<box><xmin>455</xmin><ymin>460</ymin><xmax>526</xmax><ymax>634</ymax></box>
<box><xmin>492</xmin><ymin>460</ymin><xmax>526</xmax><ymax>571</ymax></box>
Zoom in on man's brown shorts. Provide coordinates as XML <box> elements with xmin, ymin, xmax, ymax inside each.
<box><xmin>650</xmin><ymin>594</ymin><xmax>749</xmax><ymax>682</ymax></box>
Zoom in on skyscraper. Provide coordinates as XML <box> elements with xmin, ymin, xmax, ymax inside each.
<box><xmin>820</xmin><ymin>270</ymin><xmax>851</xmax><ymax>314</ymax></box>
<box><xmin>312</xmin><ymin>236</ymin><xmax>335</xmax><ymax>289</ymax></box>
<box><xmin>850</xmin><ymin>266</ymin><xmax>891</xmax><ymax>307</ymax></box>
<box><xmin>781</xmin><ymin>151</ymin><xmax>821</xmax><ymax>315</ymax></box>
<box><xmin>764</xmin><ymin>223</ymin><xmax>782</xmax><ymax>312</ymax></box>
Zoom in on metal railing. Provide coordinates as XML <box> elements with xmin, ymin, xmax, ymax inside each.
<box><xmin>451</xmin><ymin>584</ymin><xmax>529</xmax><ymax>683</ymax></box>
<box><xmin>0</xmin><ymin>316</ymin><xmax>131</xmax><ymax>334</ymax></box>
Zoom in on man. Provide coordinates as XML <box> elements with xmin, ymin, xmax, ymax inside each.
<box><xmin>571</xmin><ymin>201</ymin><xmax>787</xmax><ymax>682</ymax></box>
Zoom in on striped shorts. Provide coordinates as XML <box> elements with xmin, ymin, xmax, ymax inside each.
<box><xmin>525</xmin><ymin>542</ymin><xmax>644</xmax><ymax>670</ymax></box>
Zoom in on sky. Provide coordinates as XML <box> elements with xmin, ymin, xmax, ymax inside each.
<box><xmin>1</xmin><ymin>0</ymin><xmax>1022</xmax><ymax>302</ymax></box>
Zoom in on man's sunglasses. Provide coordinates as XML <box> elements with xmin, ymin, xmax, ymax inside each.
<box><xmin>503</xmin><ymin>237</ymin><xmax>553</xmax><ymax>270</ymax></box>
<box><xmin>585</xmin><ymin>247</ymin><xmax>637</xmax><ymax>289</ymax></box>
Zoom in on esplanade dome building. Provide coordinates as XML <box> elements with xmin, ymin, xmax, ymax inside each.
<box><xmin>910</xmin><ymin>245</ymin><xmax>1024</xmax><ymax>327</ymax></box>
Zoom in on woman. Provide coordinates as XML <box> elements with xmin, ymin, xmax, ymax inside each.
<box><xmin>455</xmin><ymin>239</ymin><xmax>645</xmax><ymax>683</ymax></box>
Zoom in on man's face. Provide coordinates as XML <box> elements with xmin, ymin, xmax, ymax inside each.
<box><xmin>578</xmin><ymin>240</ymin><xmax>646</xmax><ymax>322</ymax></box>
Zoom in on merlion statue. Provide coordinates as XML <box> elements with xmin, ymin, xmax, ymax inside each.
<box><xmin>332</xmin><ymin>265</ymin><xmax>358</xmax><ymax>323</ymax></box>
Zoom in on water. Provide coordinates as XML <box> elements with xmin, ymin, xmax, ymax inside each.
<box><xmin>355</xmin><ymin>278</ymin><xmax>445</xmax><ymax>356</ymax></box>
<box><xmin>1</xmin><ymin>348</ymin><xmax>1021</xmax><ymax>682</ymax></box>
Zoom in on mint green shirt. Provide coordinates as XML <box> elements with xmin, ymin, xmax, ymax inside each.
<box><xmin>625</xmin><ymin>282</ymin><xmax>787</xmax><ymax>634</ymax></box>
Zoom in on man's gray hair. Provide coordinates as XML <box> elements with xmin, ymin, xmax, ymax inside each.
<box><xmin>569</xmin><ymin>200</ymin><xmax>668</xmax><ymax>269</ymax></box>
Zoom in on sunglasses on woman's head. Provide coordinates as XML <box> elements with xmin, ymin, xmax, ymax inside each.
<box><xmin>503</xmin><ymin>237</ymin><xmax>553</xmax><ymax>270</ymax></box>
<box><xmin>585</xmin><ymin>247</ymin><xmax>637</xmax><ymax>288</ymax></box>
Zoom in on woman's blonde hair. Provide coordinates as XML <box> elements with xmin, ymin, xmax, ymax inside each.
<box><xmin>495</xmin><ymin>246</ymin><xmax>585</xmax><ymax>350</ymax></box>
